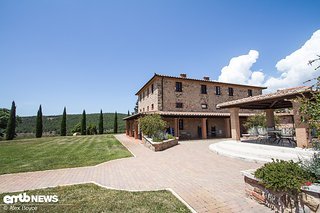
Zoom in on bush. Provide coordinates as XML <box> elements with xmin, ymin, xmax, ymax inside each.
<box><xmin>300</xmin><ymin>141</ymin><xmax>320</xmax><ymax>181</ymax></box>
<box><xmin>72</xmin><ymin>123</ymin><xmax>81</xmax><ymax>133</ymax></box>
<box><xmin>255</xmin><ymin>159</ymin><xmax>314</xmax><ymax>194</ymax></box>
<box><xmin>139</xmin><ymin>114</ymin><xmax>167</xmax><ymax>138</ymax></box>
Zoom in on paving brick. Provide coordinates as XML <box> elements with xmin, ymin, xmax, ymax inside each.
<box><xmin>0</xmin><ymin>134</ymin><xmax>271</xmax><ymax>212</ymax></box>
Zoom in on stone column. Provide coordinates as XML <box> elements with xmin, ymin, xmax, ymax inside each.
<box><xmin>224</xmin><ymin>118</ymin><xmax>231</xmax><ymax>138</ymax></box>
<box><xmin>292</xmin><ymin>101</ymin><xmax>310</xmax><ymax>148</ymax></box>
<box><xmin>128</xmin><ymin>121</ymin><xmax>133</xmax><ymax>137</ymax></box>
<box><xmin>265</xmin><ymin>109</ymin><xmax>275</xmax><ymax>129</ymax></box>
<box><xmin>202</xmin><ymin>118</ymin><xmax>207</xmax><ymax>139</ymax></box>
<box><xmin>230</xmin><ymin>107</ymin><xmax>240</xmax><ymax>141</ymax></box>
<box><xmin>174</xmin><ymin>118</ymin><xmax>179</xmax><ymax>137</ymax></box>
<box><xmin>125</xmin><ymin>120</ymin><xmax>129</xmax><ymax>135</ymax></box>
<box><xmin>134</xmin><ymin>120</ymin><xmax>139</xmax><ymax>139</ymax></box>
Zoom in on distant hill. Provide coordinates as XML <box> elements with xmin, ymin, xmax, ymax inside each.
<box><xmin>16</xmin><ymin>113</ymin><xmax>127</xmax><ymax>135</ymax></box>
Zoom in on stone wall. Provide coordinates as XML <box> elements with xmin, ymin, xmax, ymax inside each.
<box><xmin>243</xmin><ymin>170</ymin><xmax>320</xmax><ymax>212</ymax></box>
<box><xmin>137</xmin><ymin>76</ymin><xmax>264</xmax><ymax>114</ymax></box>
<box><xmin>161</xmin><ymin>77</ymin><xmax>262</xmax><ymax>113</ymax></box>
<box><xmin>142</xmin><ymin>136</ymin><xmax>178</xmax><ymax>151</ymax></box>
<box><xmin>138</xmin><ymin>78</ymin><xmax>160</xmax><ymax>113</ymax></box>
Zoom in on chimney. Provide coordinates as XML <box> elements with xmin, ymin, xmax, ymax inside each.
<box><xmin>203</xmin><ymin>76</ymin><xmax>210</xmax><ymax>81</ymax></box>
<box><xmin>180</xmin><ymin>73</ymin><xmax>187</xmax><ymax>78</ymax></box>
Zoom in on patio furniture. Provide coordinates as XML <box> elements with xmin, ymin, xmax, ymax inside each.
<box><xmin>279</xmin><ymin>128</ymin><xmax>296</xmax><ymax>147</ymax></box>
<box><xmin>267</xmin><ymin>129</ymin><xmax>296</xmax><ymax>147</ymax></box>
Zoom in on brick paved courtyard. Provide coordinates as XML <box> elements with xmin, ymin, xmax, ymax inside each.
<box><xmin>0</xmin><ymin>134</ymin><xmax>271</xmax><ymax>212</ymax></box>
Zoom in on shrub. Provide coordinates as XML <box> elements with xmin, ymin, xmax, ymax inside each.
<box><xmin>139</xmin><ymin>114</ymin><xmax>167</xmax><ymax>138</ymax></box>
<box><xmin>300</xmin><ymin>141</ymin><xmax>320</xmax><ymax>181</ymax></box>
<box><xmin>72</xmin><ymin>123</ymin><xmax>81</xmax><ymax>133</ymax></box>
<box><xmin>255</xmin><ymin>159</ymin><xmax>314</xmax><ymax>194</ymax></box>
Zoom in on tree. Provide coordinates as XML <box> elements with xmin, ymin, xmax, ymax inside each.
<box><xmin>35</xmin><ymin>105</ymin><xmax>43</xmax><ymax>138</ymax></box>
<box><xmin>134</xmin><ymin>100</ymin><xmax>138</xmax><ymax>114</ymax></box>
<box><xmin>81</xmin><ymin>110</ymin><xmax>86</xmax><ymax>135</ymax></box>
<box><xmin>139</xmin><ymin>114</ymin><xmax>167</xmax><ymax>138</ymax></box>
<box><xmin>0</xmin><ymin>108</ymin><xmax>10</xmax><ymax>137</ymax></box>
<box><xmin>87</xmin><ymin>124</ymin><xmax>97</xmax><ymax>135</ymax></box>
<box><xmin>72</xmin><ymin>123</ymin><xmax>81</xmax><ymax>133</ymax></box>
<box><xmin>60</xmin><ymin>107</ymin><xmax>67</xmax><ymax>136</ymax></box>
<box><xmin>6</xmin><ymin>101</ymin><xmax>16</xmax><ymax>140</ymax></box>
<box><xmin>127</xmin><ymin>110</ymin><xmax>130</xmax><ymax>116</ymax></box>
<box><xmin>98</xmin><ymin>109</ymin><xmax>104</xmax><ymax>134</ymax></box>
<box><xmin>113</xmin><ymin>111</ymin><xmax>118</xmax><ymax>134</ymax></box>
<box><xmin>299</xmin><ymin>56</ymin><xmax>320</xmax><ymax>139</ymax></box>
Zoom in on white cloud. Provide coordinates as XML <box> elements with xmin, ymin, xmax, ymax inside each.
<box><xmin>217</xmin><ymin>29</ymin><xmax>320</xmax><ymax>92</ymax></box>
<box><xmin>264</xmin><ymin>30</ymin><xmax>320</xmax><ymax>92</ymax></box>
<box><xmin>218</xmin><ymin>50</ymin><xmax>265</xmax><ymax>86</ymax></box>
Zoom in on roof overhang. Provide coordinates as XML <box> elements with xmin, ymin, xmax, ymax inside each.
<box><xmin>135</xmin><ymin>73</ymin><xmax>267</xmax><ymax>95</ymax></box>
<box><xmin>217</xmin><ymin>86</ymin><xmax>313</xmax><ymax>110</ymax></box>
<box><xmin>123</xmin><ymin>111</ymin><xmax>256</xmax><ymax>120</ymax></box>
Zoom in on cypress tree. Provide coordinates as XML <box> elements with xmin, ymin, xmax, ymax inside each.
<box><xmin>113</xmin><ymin>111</ymin><xmax>118</xmax><ymax>134</ymax></box>
<box><xmin>81</xmin><ymin>110</ymin><xmax>86</xmax><ymax>135</ymax></box>
<box><xmin>6</xmin><ymin>101</ymin><xmax>16</xmax><ymax>140</ymax></box>
<box><xmin>61</xmin><ymin>107</ymin><xmax>67</xmax><ymax>136</ymax></box>
<box><xmin>35</xmin><ymin>105</ymin><xmax>43</xmax><ymax>138</ymax></box>
<box><xmin>98</xmin><ymin>109</ymin><xmax>104</xmax><ymax>134</ymax></box>
<box><xmin>127</xmin><ymin>110</ymin><xmax>130</xmax><ymax>116</ymax></box>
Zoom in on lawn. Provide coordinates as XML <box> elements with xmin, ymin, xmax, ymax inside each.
<box><xmin>0</xmin><ymin>134</ymin><xmax>132</xmax><ymax>175</ymax></box>
<box><xmin>0</xmin><ymin>184</ymin><xmax>191</xmax><ymax>213</ymax></box>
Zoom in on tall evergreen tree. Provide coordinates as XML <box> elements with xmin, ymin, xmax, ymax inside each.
<box><xmin>6</xmin><ymin>101</ymin><xmax>16</xmax><ymax>140</ymax></box>
<box><xmin>81</xmin><ymin>110</ymin><xmax>86</xmax><ymax>135</ymax></box>
<box><xmin>35</xmin><ymin>105</ymin><xmax>43</xmax><ymax>138</ymax></box>
<box><xmin>127</xmin><ymin>110</ymin><xmax>130</xmax><ymax>116</ymax></box>
<box><xmin>113</xmin><ymin>111</ymin><xmax>118</xmax><ymax>134</ymax></box>
<box><xmin>60</xmin><ymin>107</ymin><xmax>67</xmax><ymax>136</ymax></box>
<box><xmin>98</xmin><ymin>109</ymin><xmax>104</xmax><ymax>134</ymax></box>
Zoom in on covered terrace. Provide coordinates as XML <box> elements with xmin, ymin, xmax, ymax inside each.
<box><xmin>217</xmin><ymin>86</ymin><xmax>313</xmax><ymax>148</ymax></box>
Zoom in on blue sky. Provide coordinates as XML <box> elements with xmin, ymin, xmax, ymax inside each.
<box><xmin>1</xmin><ymin>0</ymin><xmax>319</xmax><ymax>116</ymax></box>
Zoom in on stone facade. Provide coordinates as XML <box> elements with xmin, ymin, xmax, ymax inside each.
<box><xmin>137</xmin><ymin>75</ymin><xmax>263</xmax><ymax>114</ymax></box>
<box><xmin>142</xmin><ymin>136</ymin><xmax>179</xmax><ymax>151</ymax></box>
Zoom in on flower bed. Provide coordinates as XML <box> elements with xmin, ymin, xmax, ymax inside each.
<box><xmin>242</xmin><ymin>169</ymin><xmax>320</xmax><ymax>212</ymax></box>
<box><xmin>142</xmin><ymin>136</ymin><xmax>178</xmax><ymax>152</ymax></box>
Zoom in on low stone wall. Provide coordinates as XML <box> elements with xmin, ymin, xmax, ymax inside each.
<box><xmin>142</xmin><ymin>137</ymin><xmax>178</xmax><ymax>151</ymax></box>
<box><xmin>242</xmin><ymin>170</ymin><xmax>320</xmax><ymax>212</ymax></box>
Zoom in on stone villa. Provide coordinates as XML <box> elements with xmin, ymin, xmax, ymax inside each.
<box><xmin>124</xmin><ymin>73</ymin><xmax>266</xmax><ymax>140</ymax></box>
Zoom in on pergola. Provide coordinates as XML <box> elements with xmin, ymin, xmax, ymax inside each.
<box><xmin>217</xmin><ymin>86</ymin><xmax>313</xmax><ymax>148</ymax></box>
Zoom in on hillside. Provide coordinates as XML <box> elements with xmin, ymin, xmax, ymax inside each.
<box><xmin>16</xmin><ymin>113</ymin><xmax>127</xmax><ymax>135</ymax></box>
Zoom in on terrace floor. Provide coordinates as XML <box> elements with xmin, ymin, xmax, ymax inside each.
<box><xmin>0</xmin><ymin>134</ymin><xmax>271</xmax><ymax>212</ymax></box>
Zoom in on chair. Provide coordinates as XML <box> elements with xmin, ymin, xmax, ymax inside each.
<box><xmin>280</xmin><ymin>128</ymin><xmax>296</xmax><ymax>147</ymax></box>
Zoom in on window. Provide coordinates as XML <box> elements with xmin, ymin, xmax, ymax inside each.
<box><xmin>248</xmin><ymin>89</ymin><xmax>253</xmax><ymax>97</ymax></box>
<box><xmin>143</xmin><ymin>108</ymin><xmax>145</xmax><ymax>112</ymax></box>
<box><xmin>176</xmin><ymin>82</ymin><xmax>182</xmax><ymax>92</ymax></box>
<box><xmin>151</xmin><ymin>104</ymin><xmax>154</xmax><ymax>110</ymax></box>
<box><xmin>215</xmin><ymin>86</ymin><xmax>221</xmax><ymax>95</ymax></box>
<box><xmin>179</xmin><ymin>119</ymin><xmax>184</xmax><ymax>130</ymax></box>
<box><xmin>228</xmin><ymin>87</ymin><xmax>234</xmax><ymax>96</ymax></box>
<box><xmin>146</xmin><ymin>88</ymin><xmax>149</xmax><ymax>97</ymax></box>
<box><xmin>201</xmin><ymin>85</ymin><xmax>207</xmax><ymax>94</ymax></box>
<box><xmin>176</xmin><ymin>102</ymin><xmax>183</xmax><ymax>108</ymax></box>
<box><xmin>147</xmin><ymin>106</ymin><xmax>149</xmax><ymax>111</ymax></box>
<box><xmin>151</xmin><ymin>84</ymin><xmax>154</xmax><ymax>94</ymax></box>
<box><xmin>139</xmin><ymin>94</ymin><xmax>142</xmax><ymax>101</ymax></box>
<box><xmin>201</xmin><ymin>104</ymin><xmax>208</xmax><ymax>109</ymax></box>
<box><xmin>143</xmin><ymin>91</ymin><xmax>145</xmax><ymax>99</ymax></box>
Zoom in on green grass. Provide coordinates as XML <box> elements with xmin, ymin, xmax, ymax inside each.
<box><xmin>0</xmin><ymin>135</ymin><xmax>132</xmax><ymax>175</ymax></box>
<box><xmin>0</xmin><ymin>184</ymin><xmax>191</xmax><ymax>213</ymax></box>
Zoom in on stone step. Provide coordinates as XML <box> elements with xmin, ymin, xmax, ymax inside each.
<box><xmin>209</xmin><ymin>141</ymin><xmax>315</xmax><ymax>163</ymax></box>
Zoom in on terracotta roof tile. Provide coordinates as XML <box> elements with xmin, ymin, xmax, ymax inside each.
<box><xmin>217</xmin><ymin>86</ymin><xmax>312</xmax><ymax>109</ymax></box>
